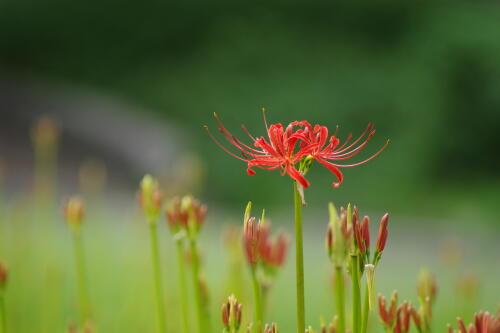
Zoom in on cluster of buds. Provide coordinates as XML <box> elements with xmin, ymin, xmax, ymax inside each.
<box><xmin>67</xmin><ymin>321</ymin><xmax>94</xmax><ymax>333</ymax></box>
<box><xmin>63</xmin><ymin>196</ymin><xmax>85</xmax><ymax>230</ymax></box>
<box><xmin>263</xmin><ymin>323</ymin><xmax>278</xmax><ymax>333</ymax></box>
<box><xmin>378</xmin><ymin>284</ymin><xmax>437</xmax><ymax>333</ymax></box>
<box><xmin>449</xmin><ymin>311</ymin><xmax>500</xmax><ymax>333</ymax></box>
<box><xmin>137</xmin><ymin>175</ymin><xmax>163</xmax><ymax>223</ymax></box>
<box><xmin>0</xmin><ymin>261</ymin><xmax>7</xmax><ymax>290</ymax></box>
<box><xmin>352</xmin><ymin>206</ymin><xmax>389</xmax><ymax>267</ymax></box>
<box><xmin>222</xmin><ymin>294</ymin><xmax>243</xmax><ymax>333</ymax></box>
<box><xmin>416</xmin><ymin>269</ymin><xmax>438</xmax><ymax>330</ymax></box>
<box><xmin>242</xmin><ymin>202</ymin><xmax>289</xmax><ymax>272</ymax></box>
<box><xmin>378</xmin><ymin>292</ymin><xmax>421</xmax><ymax>333</ymax></box>
<box><xmin>165</xmin><ymin>195</ymin><xmax>207</xmax><ymax>238</ymax></box>
<box><xmin>326</xmin><ymin>203</ymin><xmax>389</xmax><ymax>269</ymax></box>
<box><xmin>326</xmin><ymin>203</ymin><xmax>352</xmax><ymax>267</ymax></box>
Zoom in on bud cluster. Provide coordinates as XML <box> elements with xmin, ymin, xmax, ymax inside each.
<box><xmin>222</xmin><ymin>294</ymin><xmax>243</xmax><ymax>333</ymax></box>
<box><xmin>242</xmin><ymin>202</ymin><xmax>289</xmax><ymax>272</ymax></box>
<box><xmin>449</xmin><ymin>311</ymin><xmax>500</xmax><ymax>333</ymax></box>
<box><xmin>378</xmin><ymin>279</ymin><xmax>438</xmax><ymax>333</ymax></box>
<box><xmin>63</xmin><ymin>196</ymin><xmax>85</xmax><ymax>230</ymax></box>
<box><xmin>326</xmin><ymin>203</ymin><xmax>389</xmax><ymax>269</ymax></box>
<box><xmin>137</xmin><ymin>174</ymin><xmax>163</xmax><ymax>223</ymax></box>
<box><xmin>165</xmin><ymin>195</ymin><xmax>207</xmax><ymax>238</ymax></box>
<box><xmin>263</xmin><ymin>323</ymin><xmax>278</xmax><ymax>333</ymax></box>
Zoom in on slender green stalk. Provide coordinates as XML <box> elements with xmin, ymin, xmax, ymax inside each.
<box><xmin>351</xmin><ymin>255</ymin><xmax>361</xmax><ymax>333</ymax></box>
<box><xmin>189</xmin><ymin>238</ymin><xmax>203</xmax><ymax>333</ymax></box>
<box><xmin>334</xmin><ymin>266</ymin><xmax>346</xmax><ymax>333</ymax></box>
<box><xmin>149</xmin><ymin>224</ymin><xmax>166</xmax><ymax>333</ymax></box>
<box><xmin>176</xmin><ymin>240</ymin><xmax>189</xmax><ymax>333</ymax></box>
<box><xmin>0</xmin><ymin>292</ymin><xmax>6</xmax><ymax>333</ymax></box>
<box><xmin>72</xmin><ymin>229</ymin><xmax>90</xmax><ymax>324</ymax></box>
<box><xmin>361</xmin><ymin>283</ymin><xmax>370</xmax><ymax>333</ymax></box>
<box><xmin>250</xmin><ymin>268</ymin><xmax>262</xmax><ymax>332</ymax></box>
<box><xmin>293</xmin><ymin>182</ymin><xmax>305</xmax><ymax>333</ymax></box>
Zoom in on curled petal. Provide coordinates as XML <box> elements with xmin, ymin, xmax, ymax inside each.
<box><xmin>316</xmin><ymin>158</ymin><xmax>344</xmax><ymax>188</ymax></box>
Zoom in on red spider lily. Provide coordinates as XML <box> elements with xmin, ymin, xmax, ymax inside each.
<box><xmin>205</xmin><ymin>112</ymin><xmax>314</xmax><ymax>188</ymax></box>
<box><xmin>296</xmin><ymin>121</ymin><xmax>389</xmax><ymax>188</ymax></box>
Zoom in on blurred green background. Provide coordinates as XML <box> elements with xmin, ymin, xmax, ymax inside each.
<box><xmin>0</xmin><ymin>1</ymin><xmax>499</xmax><ymax>332</ymax></box>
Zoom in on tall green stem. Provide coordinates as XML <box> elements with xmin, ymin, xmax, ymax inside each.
<box><xmin>351</xmin><ymin>255</ymin><xmax>361</xmax><ymax>333</ymax></box>
<box><xmin>361</xmin><ymin>283</ymin><xmax>370</xmax><ymax>333</ymax></box>
<box><xmin>0</xmin><ymin>292</ymin><xmax>6</xmax><ymax>333</ymax></box>
<box><xmin>189</xmin><ymin>239</ymin><xmax>203</xmax><ymax>333</ymax></box>
<box><xmin>72</xmin><ymin>229</ymin><xmax>90</xmax><ymax>324</ymax></box>
<box><xmin>334</xmin><ymin>266</ymin><xmax>346</xmax><ymax>333</ymax></box>
<box><xmin>149</xmin><ymin>224</ymin><xmax>166</xmax><ymax>333</ymax></box>
<box><xmin>251</xmin><ymin>268</ymin><xmax>262</xmax><ymax>332</ymax></box>
<box><xmin>293</xmin><ymin>182</ymin><xmax>305</xmax><ymax>333</ymax></box>
<box><xmin>176</xmin><ymin>240</ymin><xmax>190</xmax><ymax>333</ymax></box>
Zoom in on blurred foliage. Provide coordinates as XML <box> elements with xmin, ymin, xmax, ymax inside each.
<box><xmin>1</xmin><ymin>1</ymin><xmax>500</xmax><ymax>218</ymax></box>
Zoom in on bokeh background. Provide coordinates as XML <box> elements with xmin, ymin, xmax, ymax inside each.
<box><xmin>0</xmin><ymin>2</ymin><xmax>499</xmax><ymax>332</ymax></box>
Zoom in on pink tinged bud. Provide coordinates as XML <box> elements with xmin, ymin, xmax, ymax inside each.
<box><xmin>457</xmin><ymin>317</ymin><xmax>467</xmax><ymax>333</ymax></box>
<box><xmin>326</xmin><ymin>224</ymin><xmax>334</xmax><ymax>254</ymax></box>
<box><xmin>402</xmin><ymin>303</ymin><xmax>410</xmax><ymax>333</ymax></box>
<box><xmin>409</xmin><ymin>305</ymin><xmax>422</xmax><ymax>330</ymax></box>
<box><xmin>243</xmin><ymin>217</ymin><xmax>260</xmax><ymax>266</ymax></box>
<box><xmin>468</xmin><ymin>323</ymin><xmax>476</xmax><ymax>333</ymax></box>
<box><xmin>448</xmin><ymin>324</ymin><xmax>454</xmax><ymax>333</ymax></box>
<box><xmin>376</xmin><ymin>213</ymin><xmax>389</xmax><ymax>252</ymax></box>
<box><xmin>394</xmin><ymin>307</ymin><xmax>402</xmax><ymax>333</ymax></box>
<box><xmin>361</xmin><ymin>216</ymin><xmax>370</xmax><ymax>250</ymax></box>
<box><xmin>353</xmin><ymin>212</ymin><xmax>365</xmax><ymax>253</ymax></box>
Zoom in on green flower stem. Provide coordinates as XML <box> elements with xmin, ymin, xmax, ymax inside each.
<box><xmin>0</xmin><ymin>291</ymin><xmax>6</xmax><ymax>333</ymax></box>
<box><xmin>72</xmin><ymin>229</ymin><xmax>90</xmax><ymax>325</ymax></box>
<box><xmin>176</xmin><ymin>239</ymin><xmax>190</xmax><ymax>333</ymax></box>
<box><xmin>189</xmin><ymin>238</ymin><xmax>203</xmax><ymax>333</ymax></box>
<box><xmin>361</xmin><ymin>283</ymin><xmax>370</xmax><ymax>333</ymax></box>
<box><xmin>351</xmin><ymin>254</ymin><xmax>361</xmax><ymax>333</ymax></box>
<box><xmin>149</xmin><ymin>224</ymin><xmax>166</xmax><ymax>333</ymax></box>
<box><xmin>293</xmin><ymin>182</ymin><xmax>305</xmax><ymax>333</ymax></box>
<box><xmin>250</xmin><ymin>268</ymin><xmax>262</xmax><ymax>333</ymax></box>
<box><xmin>334</xmin><ymin>266</ymin><xmax>346</xmax><ymax>333</ymax></box>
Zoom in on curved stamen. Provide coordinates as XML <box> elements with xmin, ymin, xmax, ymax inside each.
<box><xmin>329</xmin><ymin>139</ymin><xmax>390</xmax><ymax>167</ymax></box>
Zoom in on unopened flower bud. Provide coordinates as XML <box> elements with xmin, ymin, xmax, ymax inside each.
<box><xmin>31</xmin><ymin>115</ymin><xmax>59</xmax><ymax>149</ymax></box>
<box><xmin>138</xmin><ymin>175</ymin><xmax>163</xmax><ymax>223</ymax></box>
<box><xmin>222</xmin><ymin>295</ymin><xmax>243</xmax><ymax>332</ymax></box>
<box><xmin>361</xmin><ymin>216</ymin><xmax>370</xmax><ymax>251</ymax></box>
<box><xmin>0</xmin><ymin>261</ymin><xmax>7</xmax><ymax>289</ymax></box>
<box><xmin>63</xmin><ymin>196</ymin><xmax>85</xmax><ymax>230</ymax></box>
<box><xmin>264</xmin><ymin>322</ymin><xmax>278</xmax><ymax>333</ymax></box>
<box><xmin>456</xmin><ymin>317</ymin><xmax>467</xmax><ymax>333</ymax></box>
<box><xmin>243</xmin><ymin>217</ymin><xmax>260</xmax><ymax>266</ymax></box>
<box><xmin>417</xmin><ymin>269</ymin><xmax>438</xmax><ymax>303</ymax></box>
<box><xmin>376</xmin><ymin>213</ymin><xmax>389</xmax><ymax>253</ymax></box>
<box><xmin>408</xmin><ymin>305</ymin><xmax>422</xmax><ymax>331</ymax></box>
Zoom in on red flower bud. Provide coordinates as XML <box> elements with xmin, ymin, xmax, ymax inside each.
<box><xmin>376</xmin><ymin>213</ymin><xmax>389</xmax><ymax>253</ymax></box>
<box><xmin>361</xmin><ymin>216</ymin><xmax>370</xmax><ymax>250</ymax></box>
